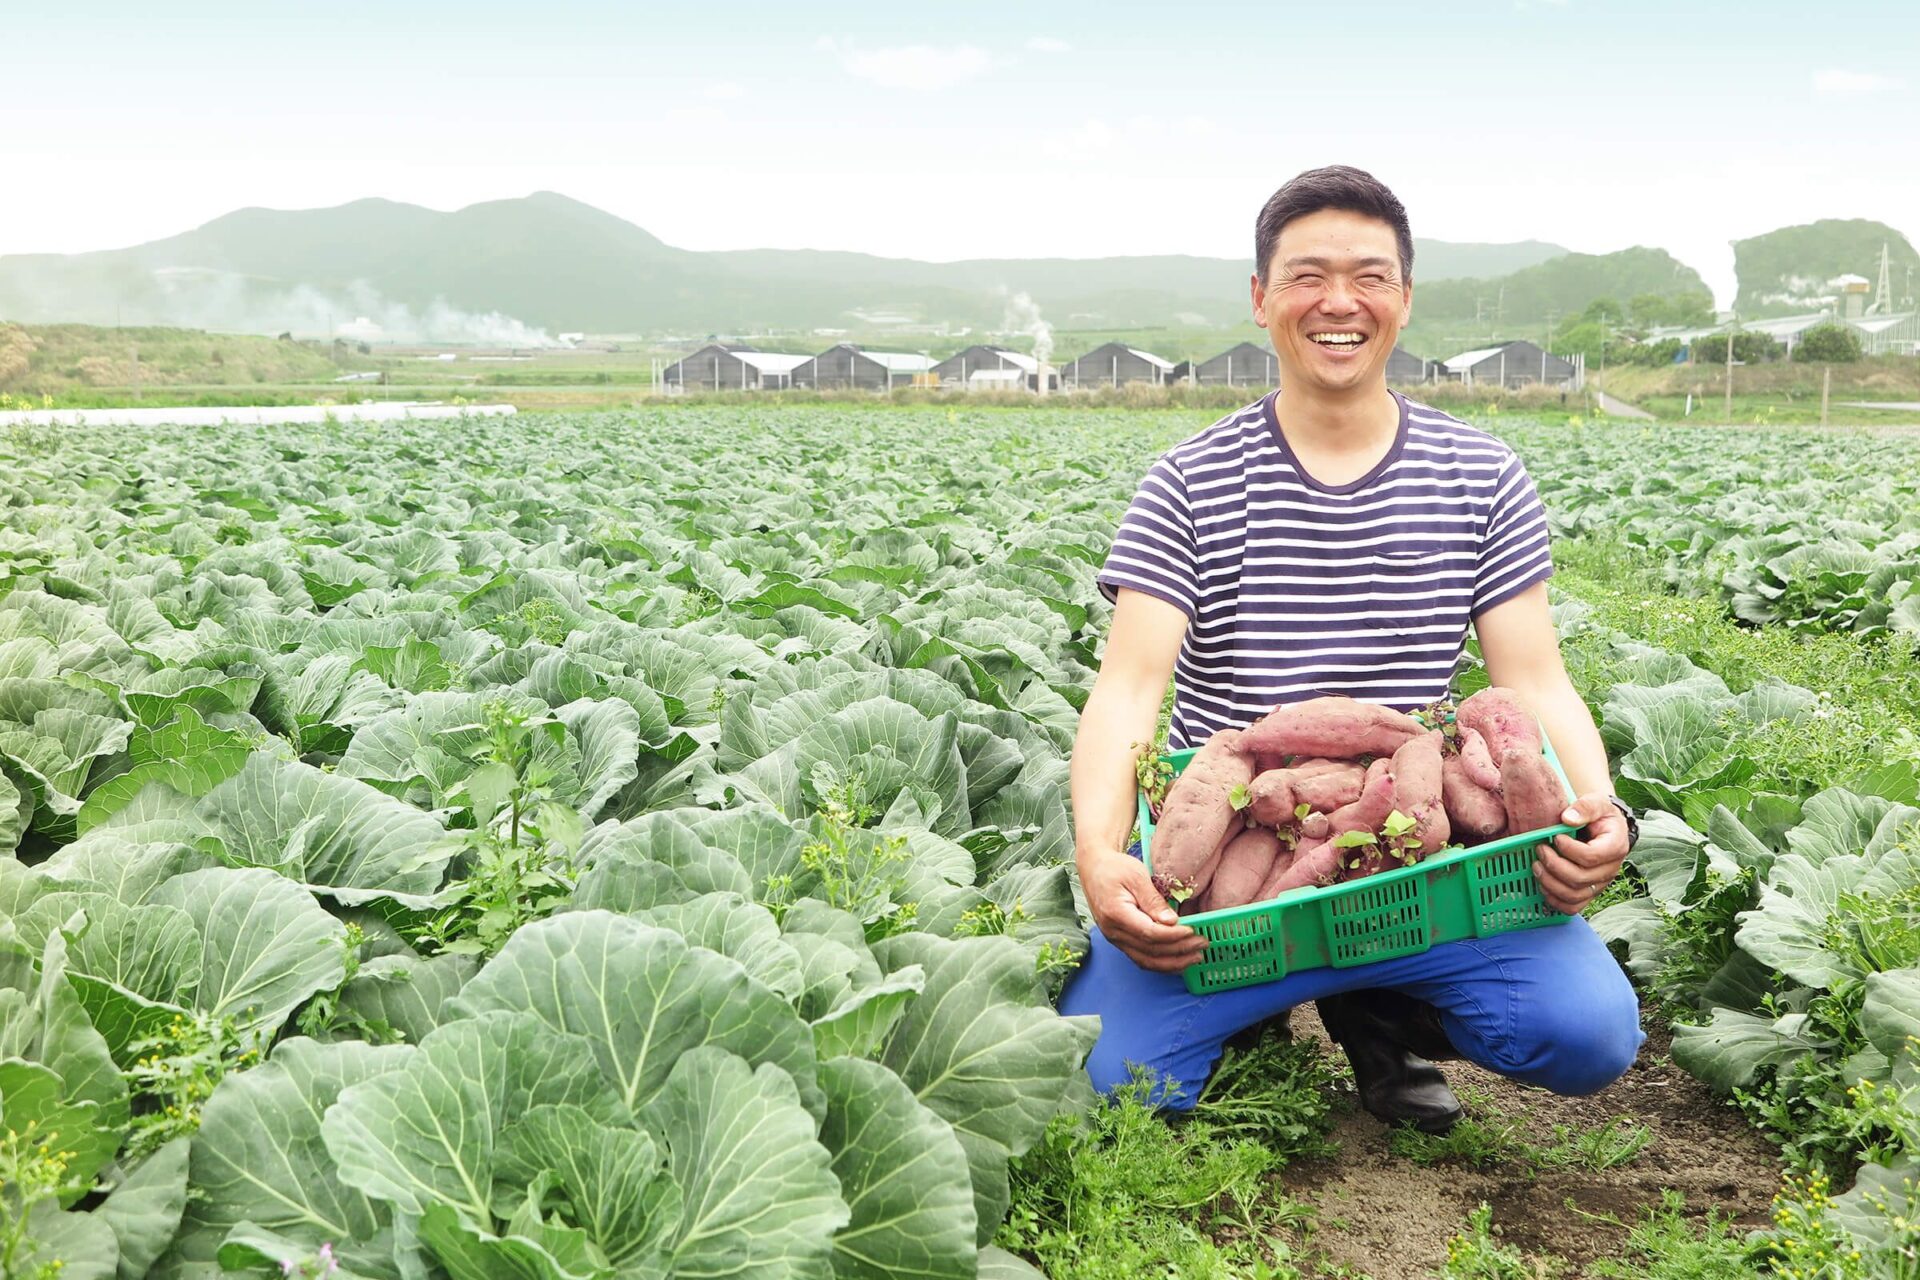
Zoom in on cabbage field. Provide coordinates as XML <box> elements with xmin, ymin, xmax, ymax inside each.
<box><xmin>1</xmin><ymin>408</ymin><xmax>1918</xmax><ymax>1279</ymax></box>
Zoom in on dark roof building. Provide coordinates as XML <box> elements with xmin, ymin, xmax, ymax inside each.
<box><xmin>791</xmin><ymin>344</ymin><xmax>936</xmax><ymax>391</ymax></box>
<box><xmin>1385</xmin><ymin>345</ymin><xmax>1432</xmax><ymax>384</ymax></box>
<box><xmin>1440</xmin><ymin>339</ymin><xmax>1579</xmax><ymax>389</ymax></box>
<box><xmin>930</xmin><ymin>344</ymin><xmax>1059</xmax><ymax>391</ymax></box>
<box><xmin>662</xmin><ymin>343</ymin><xmax>808</xmax><ymax>391</ymax></box>
<box><xmin>1191</xmin><ymin>342</ymin><xmax>1278</xmax><ymax>387</ymax></box>
<box><xmin>1063</xmin><ymin>342</ymin><xmax>1176</xmax><ymax>388</ymax></box>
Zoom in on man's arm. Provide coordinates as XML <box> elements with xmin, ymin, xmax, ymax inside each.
<box><xmin>1072</xmin><ymin>588</ymin><xmax>1208</xmax><ymax>972</ymax></box>
<box><xmin>1474</xmin><ymin>581</ymin><xmax>1631</xmax><ymax>915</ymax></box>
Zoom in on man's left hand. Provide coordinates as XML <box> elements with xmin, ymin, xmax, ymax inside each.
<box><xmin>1531</xmin><ymin>793</ymin><xmax>1630</xmax><ymax>916</ymax></box>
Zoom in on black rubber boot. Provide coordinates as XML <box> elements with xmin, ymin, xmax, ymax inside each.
<box><xmin>1316</xmin><ymin>989</ymin><xmax>1463</xmax><ymax>1135</ymax></box>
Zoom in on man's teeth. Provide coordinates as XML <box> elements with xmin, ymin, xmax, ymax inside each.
<box><xmin>1310</xmin><ymin>333</ymin><xmax>1366</xmax><ymax>346</ymax></box>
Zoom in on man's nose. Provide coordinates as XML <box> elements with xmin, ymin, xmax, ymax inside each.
<box><xmin>1318</xmin><ymin>280</ymin><xmax>1360</xmax><ymax>313</ymax></box>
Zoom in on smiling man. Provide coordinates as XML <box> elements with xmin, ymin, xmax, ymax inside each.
<box><xmin>1059</xmin><ymin>166</ymin><xmax>1644</xmax><ymax>1132</ymax></box>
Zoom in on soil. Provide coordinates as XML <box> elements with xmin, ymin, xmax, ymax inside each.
<box><xmin>1272</xmin><ymin>1020</ymin><xmax>1779</xmax><ymax>1279</ymax></box>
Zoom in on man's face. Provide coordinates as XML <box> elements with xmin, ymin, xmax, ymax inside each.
<box><xmin>1251</xmin><ymin>208</ymin><xmax>1412</xmax><ymax>398</ymax></box>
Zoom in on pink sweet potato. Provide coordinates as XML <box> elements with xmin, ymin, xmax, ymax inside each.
<box><xmin>1392</xmin><ymin>730</ymin><xmax>1450</xmax><ymax>860</ymax></box>
<box><xmin>1293</xmin><ymin>762</ymin><xmax>1366</xmax><ymax>812</ymax></box>
<box><xmin>1263</xmin><ymin>836</ymin><xmax>1340</xmax><ymax>893</ymax></box>
<box><xmin>1253</xmin><ymin>844</ymin><xmax>1299</xmax><ymax>900</ymax></box>
<box><xmin>1206</xmin><ymin>828</ymin><xmax>1283</xmax><ymax>910</ymax></box>
<box><xmin>1455</xmin><ymin>688</ymin><xmax>1542</xmax><ymax>766</ymax></box>
<box><xmin>1443</xmin><ymin>755</ymin><xmax>1507</xmax><ymax>841</ymax></box>
<box><xmin>1244</xmin><ymin>769</ymin><xmax>1301</xmax><ymax>828</ymax></box>
<box><xmin>1325</xmin><ymin>758</ymin><xmax>1396</xmax><ymax>879</ymax></box>
<box><xmin>1501</xmin><ymin>748</ymin><xmax>1570</xmax><ymax>836</ymax></box>
<box><xmin>1240</xmin><ymin>696</ymin><xmax>1425</xmax><ymax>762</ymax></box>
<box><xmin>1455</xmin><ymin>725</ymin><xmax>1502</xmax><ymax>791</ymax></box>
<box><xmin>1149</xmin><ymin>729</ymin><xmax>1255</xmax><ymax>897</ymax></box>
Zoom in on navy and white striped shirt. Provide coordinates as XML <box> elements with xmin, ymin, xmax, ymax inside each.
<box><xmin>1098</xmin><ymin>391</ymin><xmax>1554</xmax><ymax>751</ymax></box>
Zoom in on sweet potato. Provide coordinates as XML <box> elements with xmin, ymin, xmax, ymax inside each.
<box><xmin>1149</xmin><ymin>729</ymin><xmax>1255</xmax><ymax>897</ymax></box>
<box><xmin>1298</xmin><ymin>811</ymin><xmax>1330</xmax><ymax>841</ymax></box>
<box><xmin>1443</xmin><ymin>755</ymin><xmax>1507</xmax><ymax>841</ymax></box>
<box><xmin>1253</xmin><ymin>844</ymin><xmax>1299</xmax><ymax>900</ymax></box>
<box><xmin>1325</xmin><ymin>758</ymin><xmax>1396</xmax><ymax>879</ymax></box>
<box><xmin>1206</xmin><ymin>828</ymin><xmax>1283</xmax><ymax>910</ymax></box>
<box><xmin>1392</xmin><ymin>731</ymin><xmax>1450</xmax><ymax>860</ymax></box>
<box><xmin>1240</xmin><ymin>696</ymin><xmax>1424</xmax><ymax>762</ymax></box>
<box><xmin>1455</xmin><ymin>688</ymin><xmax>1542</xmax><ymax>766</ymax></box>
<box><xmin>1455</xmin><ymin>725</ymin><xmax>1502</xmax><ymax>791</ymax></box>
<box><xmin>1244</xmin><ymin>769</ymin><xmax>1301</xmax><ymax>828</ymax></box>
<box><xmin>1293</xmin><ymin>762</ymin><xmax>1366</xmax><ymax>811</ymax></box>
<box><xmin>1501</xmin><ymin>748</ymin><xmax>1570</xmax><ymax>836</ymax></box>
<box><xmin>1263</xmin><ymin>836</ymin><xmax>1340</xmax><ymax>893</ymax></box>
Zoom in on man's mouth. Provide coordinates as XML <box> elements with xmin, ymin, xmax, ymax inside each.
<box><xmin>1308</xmin><ymin>332</ymin><xmax>1368</xmax><ymax>349</ymax></box>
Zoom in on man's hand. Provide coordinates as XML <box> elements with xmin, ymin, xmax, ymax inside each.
<box><xmin>1531</xmin><ymin>792</ymin><xmax>1630</xmax><ymax>915</ymax></box>
<box><xmin>1080</xmin><ymin>849</ymin><xmax>1208</xmax><ymax>972</ymax></box>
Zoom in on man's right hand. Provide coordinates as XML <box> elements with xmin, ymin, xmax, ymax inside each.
<box><xmin>1080</xmin><ymin>849</ymin><xmax>1209</xmax><ymax>973</ymax></box>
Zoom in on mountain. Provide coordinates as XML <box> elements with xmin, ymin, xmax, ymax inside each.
<box><xmin>1410</xmin><ymin>247</ymin><xmax>1711</xmax><ymax>330</ymax></box>
<box><xmin>0</xmin><ymin>193</ymin><xmax>1572</xmax><ymax>337</ymax></box>
<box><xmin>1732</xmin><ymin>219</ymin><xmax>1919</xmax><ymax>316</ymax></box>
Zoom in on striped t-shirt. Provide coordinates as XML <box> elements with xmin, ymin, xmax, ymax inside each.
<box><xmin>1098</xmin><ymin>390</ymin><xmax>1553</xmax><ymax>751</ymax></box>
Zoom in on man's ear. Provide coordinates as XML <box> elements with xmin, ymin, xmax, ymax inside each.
<box><xmin>1250</xmin><ymin>272</ymin><xmax>1268</xmax><ymax>328</ymax></box>
<box><xmin>1400</xmin><ymin>279</ymin><xmax>1413</xmax><ymax>328</ymax></box>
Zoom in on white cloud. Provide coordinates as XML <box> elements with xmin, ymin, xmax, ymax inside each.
<box><xmin>1025</xmin><ymin>36</ymin><xmax>1071</xmax><ymax>53</ymax></box>
<box><xmin>821</xmin><ymin>40</ymin><xmax>995</xmax><ymax>91</ymax></box>
<box><xmin>703</xmin><ymin>80</ymin><xmax>745</xmax><ymax>101</ymax></box>
<box><xmin>1813</xmin><ymin>68</ymin><xmax>1903</xmax><ymax>97</ymax></box>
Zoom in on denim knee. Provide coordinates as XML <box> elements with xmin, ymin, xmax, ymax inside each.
<box><xmin>1499</xmin><ymin>981</ymin><xmax>1644</xmax><ymax>1094</ymax></box>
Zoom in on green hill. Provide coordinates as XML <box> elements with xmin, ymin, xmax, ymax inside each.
<box><xmin>0</xmin><ymin>193</ymin><xmax>1569</xmax><ymax>338</ymax></box>
<box><xmin>1732</xmin><ymin>219</ymin><xmax>1919</xmax><ymax>316</ymax></box>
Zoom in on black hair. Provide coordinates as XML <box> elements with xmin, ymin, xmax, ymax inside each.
<box><xmin>1254</xmin><ymin>165</ymin><xmax>1413</xmax><ymax>283</ymax></box>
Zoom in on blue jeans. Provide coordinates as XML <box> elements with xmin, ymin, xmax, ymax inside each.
<box><xmin>1058</xmin><ymin>912</ymin><xmax>1645</xmax><ymax>1110</ymax></box>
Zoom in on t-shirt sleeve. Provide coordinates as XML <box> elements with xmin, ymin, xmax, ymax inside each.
<box><xmin>1098</xmin><ymin>454</ymin><xmax>1200</xmax><ymax>619</ymax></box>
<box><xmin>1471</xmin><ymin>453</ymin><xmax>1554</xmax><ymax>617</ymax></box>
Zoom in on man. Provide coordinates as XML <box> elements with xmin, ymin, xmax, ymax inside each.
<box><xmin>1058</xmin><ymin>166</ymin><xmax>1643</xmax><ymax>1133</ymax></box>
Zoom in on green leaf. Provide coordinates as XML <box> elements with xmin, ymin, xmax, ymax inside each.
<box><xmin>170</xmin><ymin>1037</ymin><xmax>411</xmax><ymax>1275</ymax></box>
<box><xmin>195</xmin><ymin>753</ymin><xmax>453</xmax><ymax>905</ymax></box>
<box><xmin>873</xmin><ymin>934</ymin><xmax>1100</xmax><ymax>1245</ymax></box>
<box><xmin>416</xmin><ymin>1199</ymin><xmax>609</xmax><ymax>1280</ymax></box>
<box><xmin>812</xmin><ymin>967</ymin><xmax>926</xmax><ymax>1062</ymax></box>
<box><xmin>1862</xmin><ymin>967</ymin><xmax>1920</xmax><ymax>1064</ymax></box>
<box><xmin>1735</xmin><ymin>854</ymin><xmax>1861</xmax><ymax>988</ymax></box>
<box><xmin>495</xmin><ymin>1104</ymin><xmax>681</xmax><ymax>1274</ymax></box>
<box><xmin>1669</xmin><ymin>1007</ymin><xmax>1813</xmax><ymax>1091</ymax></box>
<box><xmin>448</xmin><ymin>911</ymin><xmax>820</xmax><ymax>1115</ymax></box>
<box><xmin>14</xmin><ymin>1196</ymin><xmax>121</xmax><ymax>1280</ymax></box>
<box><xmin>150</xmin><ymin>867</ymin><xmax>347</xmax><ymax>1035</ymax></box>
<box><xmin>100</xmin><ymin>1138</ymin><xmax>191</xmax><ymax>1280</ymax></box>
<box><xmin>331</xmin><ymin>952</ymin><xmax>480</xmax><ymax>1045</ymax></box>
<box><xmin>818</xmin><ymin>1056</ymin><xmax>977</xmax><ymax>1280</ymax></box>
<box><xmin>640</xmin><ymin>1047</ymin><xmax>848</xmax><ymax>1280</ymax></box>
<box><xmin>322</xmin><ymin>1012</ymin><xmax>628</xmax><ymax>1222</ymax></box>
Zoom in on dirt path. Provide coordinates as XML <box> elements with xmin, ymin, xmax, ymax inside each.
<box><xmin>1277</xmin><ymin>1020</ymin><xmax>1779</xmax><ymax>1278</ymax></box>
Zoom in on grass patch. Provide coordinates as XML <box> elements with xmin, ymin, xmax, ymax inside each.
<box><xmin>1551</xmin><ymin>532</ymin><xmax>1920</xmax><ymax>781</ymax></box>
<box><xmin>998</xmin><ymin>1029</ymin><xmax>1345</xmax><ymax>1280</ymax></box>
<box><xmin>1587</xmin><ymin>1190</ymin><xmax>1758</xmax><ymax>1279</ymax></box>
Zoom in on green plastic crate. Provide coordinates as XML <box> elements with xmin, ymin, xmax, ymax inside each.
<box><xmin>1139</xmin><ymin>737</ymin><xmax>1581</xmax><ymax>996</ymax></box>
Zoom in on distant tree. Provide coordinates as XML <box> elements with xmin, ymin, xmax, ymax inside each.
<box><xmin>1792</xmin><ymin>323</ymin><xmax>1863</xmax><ymax>363</ymax></box>
<box><xmin>1551</xmin><ymin>320</ymin><xmax>1608</xmax><ymax>362</ymax></box>
<box><xmin>1694</xmin><ymin>330</ymin><xmax>1783</xmax><ymax>364</ymax></box>
<box><xmin>1578</xmin><ymin>297</ymin><xmax>1626</xmax><ymax>325</ymax></box>
<box><xmin>1625</xmin><ymin>338</ymin><xmax>1684</xmax><ymax>367</ymax></box>
<box><xmin>1628</xmin><ymin>290</ymin><xmax>1715</xmax><ymax>329</ymax></box>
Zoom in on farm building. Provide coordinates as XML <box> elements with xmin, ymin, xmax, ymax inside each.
<box><xmin>930</xmin><ymin>345</ymin><xmax>1059</xmax><ymax>391</ymax></box>
<box><xmin>1849</xmin><ymin>312</ymin><xmax>1920</xmax><ymax>356</ymax></box>
<box><xmin>791</xmin><ymin>344</ymin><xmax>936</xmax><ymax>391</ymax></box>
<box><xmin>1440</xmin><ymin>339</ymin><xmax>1580</xmax><ymax>389</ymax></box>
<box><xmin>1386</xmin><ymin>345</ymin><xmax>1432</xmax><ymax>383</ymax></box>
<box><xmin>662</xmin><ymin>344</ymin><xmax>808</xmax><ymax>392</ymax></box>
<box><xmin>1063</xmin><ymin>343</ymin><xmax>1176</xmax><ymax>388</ymax></box>
<box><xmin>1186</xmin><ymin>342</ymin><xmax>1278</xmax><ymax>387</ymax></box>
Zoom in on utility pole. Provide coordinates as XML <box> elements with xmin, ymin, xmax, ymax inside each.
<box><xmin>131</xmin><ymin>344</ymin><xmax>140</xmax><ymax>402</ymax></box>
<box><xmin>1821</xmin><ymin>366</ymin><xmax>1831</xmax><ymax>427</ymax></box>
<box><xmin>1723</xmin><ymin>330</ymin><xmax>1734</xmax><ymax>422</ymax></box>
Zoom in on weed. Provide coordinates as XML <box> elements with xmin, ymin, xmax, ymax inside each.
<box><xmin>1440</xmin><ymin>1203</ymin><xmax>1552</xmax><ymax>1279</ymax></box>
<box><xmin>1586</xmin><ymin>1189</ymin><xmax>1759</xmax><ymax>1279</ymax></box>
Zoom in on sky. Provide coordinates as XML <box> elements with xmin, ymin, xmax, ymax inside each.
<box><xmin>3</xmin><ymin>0</ymin><xmax>1917</xmax><ymax>307</ymax></box>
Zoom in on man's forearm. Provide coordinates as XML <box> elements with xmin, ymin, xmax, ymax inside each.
<box><xmin>1070</xmin><ymin>683</ymin><xmax>1165</xmax><ymax>868</ymax></box>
